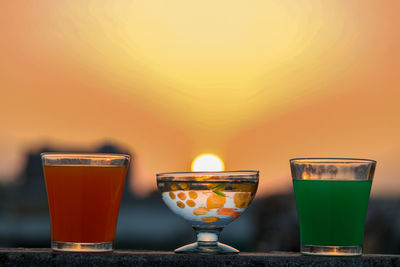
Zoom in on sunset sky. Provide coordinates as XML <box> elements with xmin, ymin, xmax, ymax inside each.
<box><xmin>1</xmin><ymin>1</ymin><xmax>399</xmax><ymax>197</ymax></box>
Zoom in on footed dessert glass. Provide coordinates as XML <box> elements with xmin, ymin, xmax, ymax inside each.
<box><xmin>157</xmin><ymin>171</ymin><xmax>259</xmax><ymax>254</ymax></box>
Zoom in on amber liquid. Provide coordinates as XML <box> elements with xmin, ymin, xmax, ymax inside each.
<box><xmin>43</xmin><ymin>165</ymin><xmax>127</xmax><ymax>243</ymax></box>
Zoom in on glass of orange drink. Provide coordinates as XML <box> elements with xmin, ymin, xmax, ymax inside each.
<box><xmin>41</xmin><ymin>153</ymin><xmax>130</xmax><ymax>252</ymax></box>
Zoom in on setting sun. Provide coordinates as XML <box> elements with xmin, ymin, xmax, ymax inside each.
<box><xmin>191</xmin><ymin>154</ymin><xmax>225</xmax><ymax>172</ymax></box>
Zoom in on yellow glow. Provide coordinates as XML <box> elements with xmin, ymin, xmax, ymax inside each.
<box><xmin>2</xmin><ymin>1</ymin><xmax>400</xmax><ymax>197</ymax></box>
<box><xmin>191</xmin><ymin>154</ymin><xmax>225</xmax><ymax>172</ymax></box>
<box><xmin>302</xmin><ymin>172</ymin><xmax>310</xmax><ymax>180</ymax></box>
<box><xmin>47</xmin><ymin>1</ymin><xmax>360</xmax><ymax>132</ymax></box>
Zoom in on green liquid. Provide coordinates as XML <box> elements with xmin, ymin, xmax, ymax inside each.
<box><xmin>293</xmin><ymin>179</ymin><xmax>372</xmax><ymax>246</ymax></box>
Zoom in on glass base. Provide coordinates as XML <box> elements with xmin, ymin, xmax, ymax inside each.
<box><xmin>301</xmin><ymin>245</ymin><xmax>362</xmax><ymax>256</ymax></box>
<box><xmin>175</xmin><ymin>241</ymin><xmax>239</xmax><ymax>254</ymax></box>
<box><xmin>51</xmin><ymin>241</ymin><xmax>114</xmax><ymax>252</ymax></box>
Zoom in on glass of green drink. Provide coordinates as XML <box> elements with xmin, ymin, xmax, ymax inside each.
<box><xmin>290</xmin><ymin>158</ymin><xmax>376</xmax><ymax>256</ymax></box>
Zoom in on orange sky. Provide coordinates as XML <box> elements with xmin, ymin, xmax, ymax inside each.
<box><xmin>1</xmin><ymin>1</ymin><xmax>399</xmax><ymax>197</ymax></box>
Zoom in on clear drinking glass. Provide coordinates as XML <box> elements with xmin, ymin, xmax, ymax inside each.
<box><xmin>290</xmin><ymin>158</ymin><xmax>376</xmax><ymax>256</ymax></box>
<box><xmin>157</xmin><ymin>171</ymin><xmax>259</xmax><ymax>254</ymax></box>
<box><xmin>41</xmin><ymin>153</ymin><xmax>130</xmax><ymax>252</ymax></box>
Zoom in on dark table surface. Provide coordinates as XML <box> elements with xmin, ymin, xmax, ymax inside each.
<box><xmin>1</xmin><ymin>249</ymin><xmax>399</xmax><ymax>266</ymax></box>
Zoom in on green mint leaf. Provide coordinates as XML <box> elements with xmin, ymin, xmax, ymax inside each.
<box><xmin>213</xmin><ymin>190</ymin><xmax>226</xmax><ymax>197</ymax></box>
<box><xmin>212</xmin><ymin>183</ymin><xmax>226</xmax><ymax>190</ymax></box>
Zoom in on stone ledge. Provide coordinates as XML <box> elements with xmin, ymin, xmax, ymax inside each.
<box><xmin>0</xmin><ymin>249</ymin><xmax>399</xmax><ymax>266</ymax></box>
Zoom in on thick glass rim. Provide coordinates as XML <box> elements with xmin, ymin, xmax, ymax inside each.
<box><xmin>290</xmin><ymin>158</ymin><xmax>376</xmax><ymax>181</ymax></box>
<box><xmin>157</xmin><ymin>170</ymin><xmax>259</xmax><ymax>182</ymax></box>
<box><xmin>41</xmin><ymin>152</ymin><xmax>130</xmax><ymax>160</ymax></box>
<box><xmin>290</xmin><ymin>158</ymin><xmax>376</xmax><ymax>164</ymax></box>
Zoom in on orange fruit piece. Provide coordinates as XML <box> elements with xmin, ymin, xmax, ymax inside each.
<box><xmin>233</xmin><ymin>183</ymin><xmax>255</xmax><ymax>192</ymax></box>
<box><xmin>169</xmin><ymin>192</ymin><xmax>176</xmax><ymax>200</ymax></box>
<box><xmin>234</xmin><ymin>192</ymin><xmax>251</xmax><ymax>208</ymax></box>
<box><xmin>201</xmin><ymin>217</ymin><xmax>220</xmax><ymax>223</ymax></box>
<box><xmin>177</xmin><ymin>192</ymin><xmax>186</xmax><ymax>200</ymax></box>
<box><xmin>170</xmin><ymin>183</ymin><xmax>178</xmax><ymax>191</ymax></box>
<box><xmin>217</xmin><ymin>208</ymin><xmax>242</xmax><ymax>219</ymax></box>
<box><xmin>205</xmin><ymin>183</ymin><xmax>214</xmax><ymax>189</ymax></box>
<box><xmin>176</xmin><ymin>201</ymin><xmax>185</xmax><ymax>209</ymax></box>
<box><xmin>230</xmin><ymin>211</ymin><xmax>242</xmax><ymax>219</ymax></box>
<box><xmin>189</xmin><ymin>191</ymin><xmax>198</xmax><ymax>199</ymax></box>
<box><xmin>180</xmin><ymin>182</ymin><xmax>189</xmax><ymax>190</ymax></box>
<box><xmin>186</xmin><ymin>200</ymin><xmax>196</xmax><ymax>207</ymax></box>
<box><xmin>207</xmin><ymin>193</ymin><xmax>226</xmax><ymax>209</ymax></box>
<box><xmin>193</xmin><ymin>207</ymin><xmax>209</xmax><ymax>216</ymax></box>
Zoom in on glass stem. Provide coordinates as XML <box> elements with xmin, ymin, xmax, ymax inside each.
<box><xmin>194</xmin><ymin>228</ymin><xmax>221</xmax><ymax>245</ymax></box>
